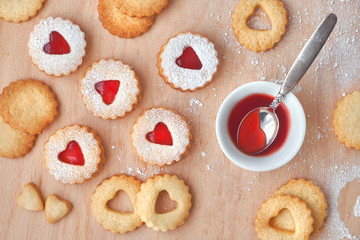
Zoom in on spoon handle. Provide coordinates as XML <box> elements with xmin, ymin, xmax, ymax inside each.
<box><xmin>270</xmin><ymin>13</ymin><xmax>337</xmax><ymax>109</ymax></box>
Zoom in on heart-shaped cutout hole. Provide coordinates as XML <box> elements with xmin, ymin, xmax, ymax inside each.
<box><xmin>146</xmin><ymin>122</ymin><xmax>173</xmax><ymax>146</ymax></box>
<box><xmin>155</xmin><ymin>190</ymin><xmax>177</xmax><ymax>214</ymax></box>
<box><xmin>58</xmin><ymin>141</ymin><xmax>85</xmax><ymax>166</ymax></box>
<box><xmin>43</xmin><ymin>31</ymin><xmax>71</xmax><ymax>55</ymax></box>
<box><xmin>107</xmin><ymin>190</ymin><xmax>133</xmax><ymax>213</ymax></box>
<box><xmin>269</xmin><ymin>208</ymin><xmax>295</xmax><ymax>233</ymax></box>
<box><xmin>247</xmin><ymin>8</ymin><xmax>272</xmax><ymax>30</ymax></box>
<box><xmin>176</xmin><ymin>46</ymin><xmax>203</xmax><ymax>70</ymax></box>
<box><xmin>95</xmin><ymin>80</ymin><xmax>120</xmax><ymax>105</ymax></box>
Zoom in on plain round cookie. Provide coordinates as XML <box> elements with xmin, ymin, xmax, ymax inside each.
<box><xmin>91</xmin><ymin>175</ymin><xmax>143</xmax><ymax>234</ymax></box>
<box><xmin>43</xmin><ymin>125</ymin><xmax>105</xmax><ymax>184</ymax></box>
<box><xmin>0</xmin><ymin>116</ymin><xmax>36</xmax><ymax>158</ymax></box>
<box><xmin>157</xmin><ymin>32</ymin><xmax>219</xmax><ymax>91</ymax></box>
<box><xmin>131</xmin><ymin>107</ymin><xmax>191</xmax><ymax>166</ymax></box>
<box><xmin>231</xmin><ymin>0</ymin><xmax>287</xmax><ymax>52</ymax></box>
<box><xmin>136</xmin><ymin>174</ymin><xmax>192</xmax><ymax>232</ymax></box>
<box><xmin>255</xmin><ymin>194</ymin><xmax>314</xmax><ymax>240</ymax></box>
<box><xmin>28</xmin><ymin>17</ymin><xmax>86</xmax><ymax>76</ymax></box>
<box><xmin>333</xmin><ymin>91</ymin><xmax>360</xmax><ymax>150</ymax></box>
<box><xmin>98</xmin><ymin>0</ymin><xmax>154</xmax><ymax>38</ymax></box>
<box><xmin>272</xmin><ymin>178</ymin><xmax>327</xmax><ymax>233</ymax></box>
<box><xmin>0</xmin><ymin>79</ymin><xmax>58</xmax><ymax>135</ymax></box>
<box><xmin>81</xmin><ymin>59</ymin><xmax>142</xmax><ymax>119</ymax></box>
<box><xmin>113</xmin><ymin>0</ymin><xmax>168</xmax><ymax>17</ymax></box>
<box><xmin>0</xmin><ymin>0</ymin><xmax>45</xmax><ymax>22</ymax></box>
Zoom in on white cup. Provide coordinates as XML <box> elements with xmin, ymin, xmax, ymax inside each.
<box><xmin>216</xmin><ymin>81</ymin><xmax>306</xmax><ymax>172</ymax></box>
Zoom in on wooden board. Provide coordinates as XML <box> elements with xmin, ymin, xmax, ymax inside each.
<box><xmin>1</xmin><ymin>0</ymin><xmax>360</xmax><ymax>239</ymax></box>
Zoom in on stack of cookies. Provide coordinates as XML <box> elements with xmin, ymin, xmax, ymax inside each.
<box><xmin>254</xmin><ymin>179</ymin><xmax>327</xmax><ymax>240</ymax></box>
<box><xmin>98</xmin><ymin>0</ymin><xmax>169</xmax><ymax>38</ymax></box>
<box><xmin>0</xmin><ymin>79</ymin><xmax>58</xmax><ymax>158</ymax></box>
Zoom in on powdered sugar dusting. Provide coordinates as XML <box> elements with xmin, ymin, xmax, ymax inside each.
<box><xmin>160</xmin><ymin>33</ymin><xmax>219</xmax><ymax>91</ymax></box>
<box><xmin>319</xmin><ymin>164</ymin><xmax>360</xmax><ymax>239</ymax></box>
<box><xmin>188</xmin><ymin>98</ymin><xmax>204</xmax><ymax>114</ymax></box>
<box><xmin>43</xmin><ymin>125</ymin><xmax>103</xmax><ymax>184</ymax></box>
<box><xmin>28</xmin><ymin>17</ymin><xmax>86</xmax><ymax>76</ymax></box>
<box><xmin>354</xmin><ymin>195</ymin><xmax>360</xmax><ymax>217</ymax></box>
<box><xmin>81</xmin><ymin>59</ymin><xmax>140</xmax><ymax>119</ymax></box>
<box><xmin>131</xmin><ymin>108</ymin><xmax>190</xmax><ymax>166</ymax></box>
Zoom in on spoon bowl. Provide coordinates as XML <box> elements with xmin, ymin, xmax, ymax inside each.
<box><xmin>237</xmin><ymin>107</ymin><xmax>279</xmax><ymax>155</ymax></box>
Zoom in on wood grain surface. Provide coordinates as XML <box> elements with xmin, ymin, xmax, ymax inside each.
<box><xmin>1</xmin><ymin>0</ymin><xmax>360</xmax><ymax>239</ymax></box>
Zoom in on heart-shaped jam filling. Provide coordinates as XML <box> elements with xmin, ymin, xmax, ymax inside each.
<box><xmin>43</xmin><ymin>31</ymin><xmax>71</xmax><ymax>55</ymax></box>
<box><xmin>237</xmin><ymin>109</ymin><xmax>266</xmax><ymax>154</ymax></box>
<box><xmin>58</xmin><ymin>141</ymin><xmax>85</xmax><ymax>166</ymax></box>
<box><xmin>176</xmin><ymin>46</ymin><xmax>203</xmax><ymax>70</ymax></box>
<box><xmin>146</xmin><ymin>122</ymin><xmax>173</xmax><ymax>146</ymax></box>
<box><xmin>95</xmin><ymin>80</ymin><xmax>120</xmax><ymax>105</ymax></box>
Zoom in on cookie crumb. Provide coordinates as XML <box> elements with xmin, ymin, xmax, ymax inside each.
<box><xmin>206</xmin><ymin>164</ymin><xmax>214</xmax><ymax>171</ymax></box>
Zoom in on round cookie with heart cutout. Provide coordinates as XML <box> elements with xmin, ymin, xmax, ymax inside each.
<box><xmin>43</xmin><ymin>125</ymin><xmax>105</xmax><ymax>184</ymax></box>
<box><xmin>81</xmin><ymin>59</ymin><xmax>141</xmax><ymax>119</ymax></box>
<box><xmin>157</xmin><ymin>32</ymin><xmax>219</xmax><ymax>92</ymax></box>
<box><xmin>131</xmin><ymin>107</ymin><xmax>191</xmax><ymax>166</ymax></box>
<box><xmin>28</xmin><ymin>17</ymin><xmax>86</xmax><ymax>76</ymax></box>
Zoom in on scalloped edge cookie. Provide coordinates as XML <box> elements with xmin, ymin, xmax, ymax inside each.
<box><xmin>0</xmin><ymin>79</ymin><xmax>58</xmax><ymax>135</ymax></box>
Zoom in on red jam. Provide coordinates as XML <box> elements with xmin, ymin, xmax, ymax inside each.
<box><xmin>237</xmin><ymin>109</ymin><xmax>267</xmax><ymax>154</ymax></box>
<box><xmin>95</xmin><ymin>80</ymin><xmax>120</xmax><ymax>105</ymax></box>
<box><xmin>58</xmin><ymin>141</ymin><xmax>85</xmax><ymax>166</ymax></box>
<box><xmin>176</xmin><ymin>47</ymin><xmax>203</xmax><ymax>70</ymax></box>
<box><xmin>43</xmin><ymin>31</ymin><xmax>71</xmax><ymax>55</ymax></box>
<box><xmin>227</xmin><ymin>93</ymin><xmax>290</xmax><ymax>156</ymax></box>
<box><xmin>146</xmin><ymin>122</ymin><xmax>173</xmax><ymax>146</ymax></box>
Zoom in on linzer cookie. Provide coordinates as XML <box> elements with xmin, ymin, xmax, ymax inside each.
<box><xmin>0</xmin><ymin>0</ymin><xmax>45</xmax><ymax>23</ymax></box>
<box><xmin>255</xmin><ymin>194</ymin><xmax>314</xmax><ymax>240</ymax></box>
<box><xmin>113</xmin><ymin>0</ymin><xmax>168</xmax><ymax>17</ymax></box>
<box><xmin>81</xmin><ymin>59</ymin><xmax>141</xmax><ymax>119</ymax></box>
<box><xmin>0</xmin><ymin>79</ymin><xmax>58</xmax><ymax>135</ymax></box>
<box><xmin>273</xmin><ymin>178</ymin><xmax>327</xmax><ymax>233</ymax></box>
<box><xmin>28</xmin><ymin>17</ymin><xmax>86</xmax><ymax>76</ymax></box>
<box><xmin>91</xmin><ymin>175</ymin><xmax>143</xmax><ymax>233</ymax></box>
<box><xmin>136</xmin><ymin>174</ymin><xmax>192</xmax><ymax>232</ymax></box>
<box><xmin>43</xmin><ymin>125</ymin><xmax>105</xmax><ymax>184</ymax></box>
<box><xmin>333</xmin><ymin>91</ymin><xmax>360</xmax><ymax>150</ymax></box>
<box><xmin>131</xmin><ymin>107</ymin><xmax>191</xmax><ymax>166</ymax></box>
<box><xmin>98</xmin><ymin>0</ymin><xmax>154</xmax><ymax>38</ymax></box>
<box><xmin>157</xmin><ymin>32</ymin><xmax>219</xmax><ymax>91</ymax></box>
<box><xmin>231</xmin><ymin>0</ymin><xmax>287</xmax><ymax>52</ymax></box>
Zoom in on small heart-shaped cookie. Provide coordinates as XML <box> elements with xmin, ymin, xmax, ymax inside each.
<box><xmin>16</xmin><ymin>183</ymin><xmax>44</xmax><ymax>211</ymax></box>
<box><xmin>45</xmin><ymin>194</ymin><xmax>72</xmax><ymax>223</ymax></box>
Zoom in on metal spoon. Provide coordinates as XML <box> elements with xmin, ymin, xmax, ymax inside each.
<box><xmin>237</xmin><ymin>13</ymin><xmax>337</xmax><ymax>155</ymax></box>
